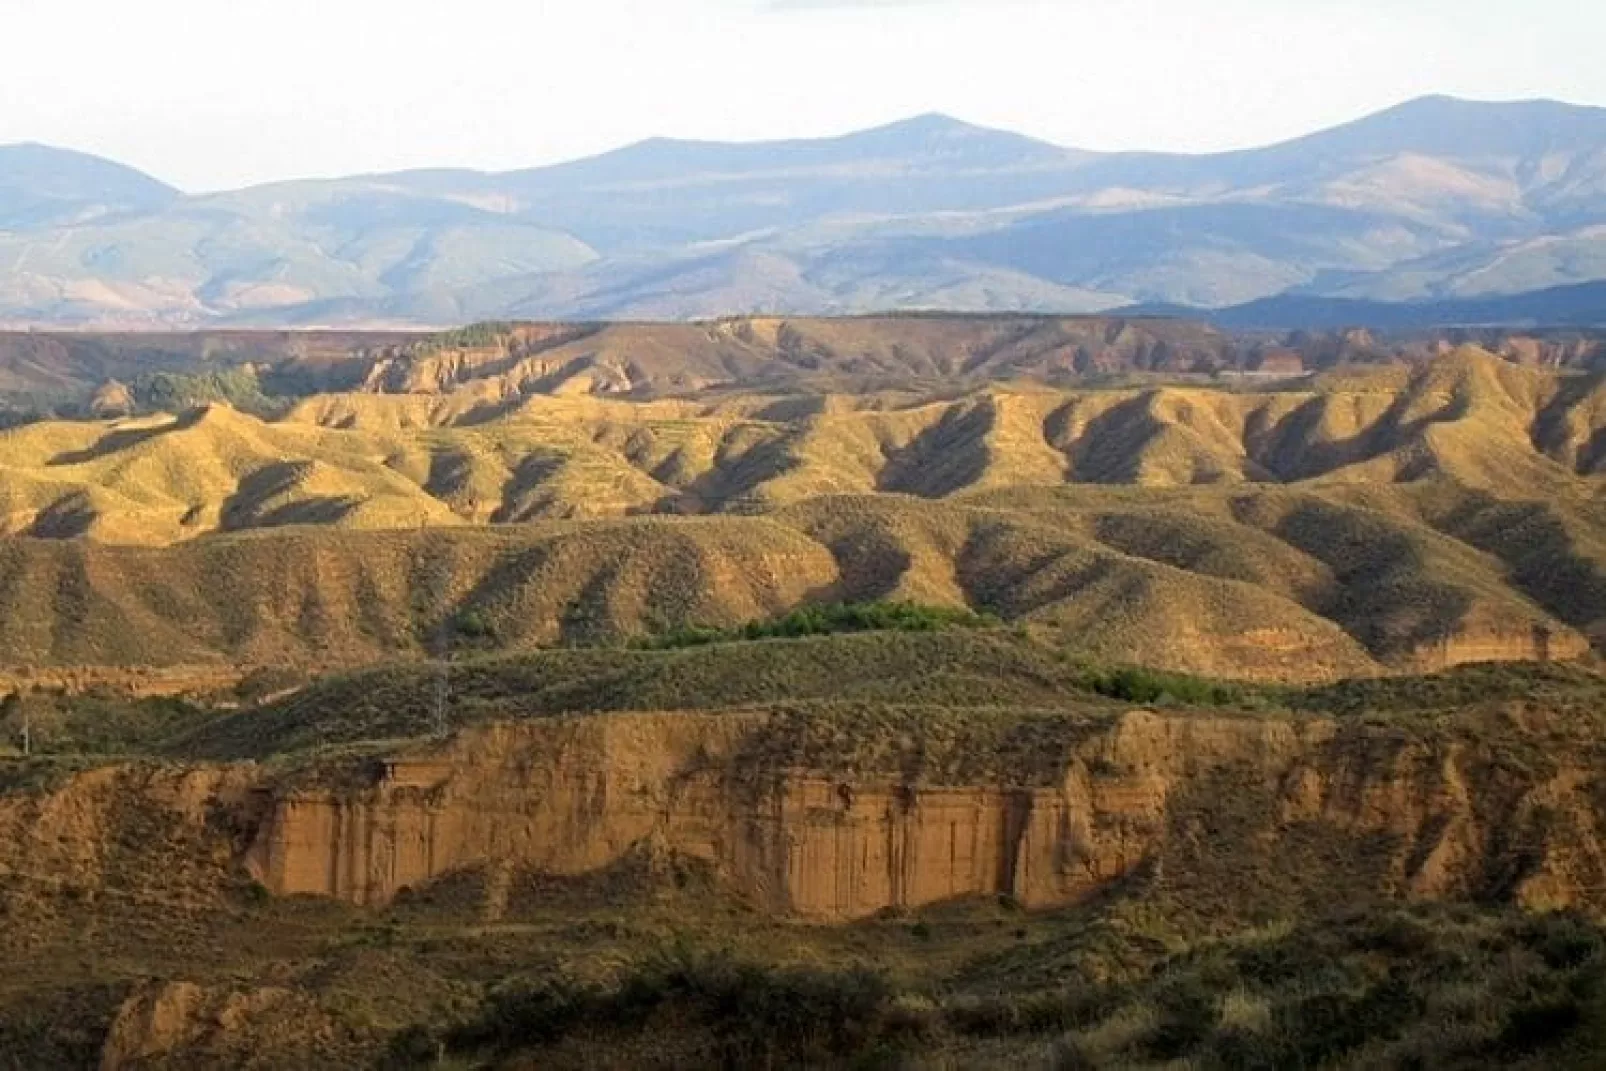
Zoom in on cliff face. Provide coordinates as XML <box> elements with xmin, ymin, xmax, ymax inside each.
<box><xmin>239</xmin><ymin>710</ymin><xmax>1606</xmax><ymax>921</ymax></box>
<box><xmin>0</xmin><ymin>665</ymin><xmax>245</xmax><ymax>701</ymax></box>
<box><xmin>1405</xmin><ymin>623</ymin><xmax>1592</xmax><ymax>673</ymax></box>
<box><xmin>4</xmin><ymin>708</ymin><xmax>1601</xmax><ymax>926</ymax></box>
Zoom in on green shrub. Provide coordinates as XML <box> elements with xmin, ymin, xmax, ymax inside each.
<box><xmin>451</xmin><ymin>610</ymin><xmax>498</xmax><ymax>641</ymax></box>
<box><xmin>1142</xmin><ymin>978</ymin><xmax>1219</xmax><ymax>1059</ymax></box>
<box><xmin>133</xmin><ymin>366</ymin><xmax>283</xmax><ymax>416</ymax></box>
<box><xmin>1077</xmin><ymin>665</ymin><xmax>1245</xmax><ymax>707</ymax></box>
<box><xmin>436</xmin><ymin>952</ymin><xmax>907</xmax><ymax>1066</ymax></box>
<box><xmin>412</xmin><ymin>323</ymin><xmax>514</xmax><ymax>356</ymax></box>
<box><xmin>637</xmin><ymin>601</ymin><xmax>998</xmax><ymax>650</ymax></box>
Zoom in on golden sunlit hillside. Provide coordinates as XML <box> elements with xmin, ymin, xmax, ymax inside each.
<box><xmin>0</xmin><ymin>344</ymin><xmax>1598</xmax><ymax>681</ymax></box>
<box><xmin>1</xmin><ymin>346</ymin><xmax>1599</xmax><ymax>541</ymax></box>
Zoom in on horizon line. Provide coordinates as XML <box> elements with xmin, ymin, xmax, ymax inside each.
<box><xmin>5</xmin><ymin>91</ymin><xmax>1603</xmax><ymax>196</ymax></box>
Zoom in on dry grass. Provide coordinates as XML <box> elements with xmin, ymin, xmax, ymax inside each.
<box><xmin>0</xmin><ymin>477</ymin><xmax>1596</xmax><ymax>679</ymax></box>
<box><xmin>1</xmin><ymin>348</ymin><xmax>1598</xmax><ymax>544</ymax></box>
<box><xmin>0</xmin><ymin>346</ymin><xmax>1598</xmax><ymax>683</ymax></box>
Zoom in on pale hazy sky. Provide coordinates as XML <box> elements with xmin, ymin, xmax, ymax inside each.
<box><xmin>2</xmin><ymin>0</ymin><xmax>1602</xmax><ymax>191</ymax></box>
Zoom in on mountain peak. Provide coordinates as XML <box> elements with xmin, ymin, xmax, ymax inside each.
<box><xmin>865</xmin><ymin>112</ymin><xmax>975</xmax><ymax>134</ymax></box>
<box><xmin>0</xmin><ymin>143</ymin><xmax>179</xmax><ymax>228</ymax></box>
<box><xmin>1284</xmin><ymin>94</ymin><xmax>1606</xmax><ymax>160</ymax></box>
<box><xmin>834</xmin><ymin>112</ymin><xmax>1074</xmax><ymax>169</ymax></box>
<box><xmin>0</xmin><ymin>142</ymin><xmax>176</xmax><ymax>190</ymax></box>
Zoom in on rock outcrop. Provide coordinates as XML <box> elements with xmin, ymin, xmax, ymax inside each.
<box><xmin>238</xmin><ymin>709</ymin><xmax>1606</xmax><ymax>921</ymax></box>
<box><xmin>5</xmin><ymin>708</ymin><xmax>1604</xmax><ymax>927</ymax></box>
<box><xmin>87</xmin><ymin>380</ymin><xmax>135</xmax><ymax>419</ymax></box>
<box><xmin>1405</xmin><ymin>623</ymin><xmax>1592</xmax><ymax>673</ymax></box>
<box><xmin>100</xmin><ymin>982</ymin><xmax>354</xmax><ymax>1071</ymax></box>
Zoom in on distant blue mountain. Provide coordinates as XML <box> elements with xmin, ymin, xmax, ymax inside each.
<box><xmin>0</xmin><ymin>143</ymin><xmax>177</xmax><ymax>229</ymax></box>
<box><xmin>4</xmin><ymin>97</ymin><xmax>1606</xmax><ymax>326</ymax></box>
<box><xmin>1130</xmin><ymin>280</ymin><xmax>1606</xmax><ymax>330</ymax></box>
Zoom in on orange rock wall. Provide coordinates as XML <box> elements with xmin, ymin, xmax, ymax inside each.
<box><xmin>242</xmin><ymin>710</ymin><xmax>1606</xmax><ymax>920</ymax></box>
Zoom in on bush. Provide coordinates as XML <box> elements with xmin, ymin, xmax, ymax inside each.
<box><xmin>1142</xmin><ymin>978</ymin><xmax>1219</xmax><ymax>1059</ymax></box>
<box><xmin>451</xmin><ymin>610</ymin><xmax>498</xmax><ymax>641</ymax></box>
<box><xmin>1498</xmin><ymin>995</ymin><xmax>1583</xmax><ymax>1055</ymax></box>
<box><xmin>412</xmin><ymin>323</ymin><xmax>514</xmax><ymax>356</ymax></box>
<box><xmin>1041</xmin><ymin>907</ymin><xmax>1606</xmax><ymax>1070</ymax></box>
<box><xmin>133</xmin><ymin>367</ymin><xmax>283</xmax><ymax>416</ymax></box>
<box><xmin>437</xmin><ymin>952</ymin><xmax>910</xmax><ymax>1066</ymax></box>
<box><xmin>637</xmin><ymin>601</ymin><xmax>998</xmax><ymax>650</ymax></box>
<box><xmin>1078</xmin><ymin>665</ymin><xmax>1245</xmax><ymax>707</ymax></box>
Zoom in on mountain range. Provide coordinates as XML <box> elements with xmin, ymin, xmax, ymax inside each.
<box><xmin>4</xmin><ymin>95</ymin><xmax>1606</xmax><ymax>326</ymax></box>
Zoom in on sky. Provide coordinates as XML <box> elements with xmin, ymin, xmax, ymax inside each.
<box><xmin>2</xmin><ymin>0</ymin><xmax>1602</xmax><ymax>191</ymax></box>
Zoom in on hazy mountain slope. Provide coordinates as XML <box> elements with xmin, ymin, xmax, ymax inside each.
<box><xmin>1174</xmin><ymin>280</ymin><xmax>1606</xmax><ymax>332</ymax></box>
<box><xmin>0</xmin><ymin>144</ymin><xmax>177</xmax><ymax>230</ymax></box>
<box><xmin>384</xmin><ymin>114</ymin><xmax>1095</xmax><ymax>254</ymax></box>
<box><xmin>7</xmin><ymin>97</ymin><xmax>1606</xmax><ymax>324</ymax></box>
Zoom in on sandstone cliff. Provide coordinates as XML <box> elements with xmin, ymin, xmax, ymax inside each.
<box><xmin>237</xmin><ymin>708</ymin><xmax>1606</xmax><ymax>921</ymax></box>
<box><xmin>5</xmin><ymin>707</ymin><xmax>1603</xmax><ymax>929</ymax></box>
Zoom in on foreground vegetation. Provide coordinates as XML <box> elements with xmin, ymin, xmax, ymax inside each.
<box><xmin>6</xmin><ymin>839</ymin><xmax>1605</xmax><ymax>1070</ymax></box>
<box><xmin>382</xmin><ymin>906</ymin><xmax>1606</xmax><ymax>1069</ymax></box>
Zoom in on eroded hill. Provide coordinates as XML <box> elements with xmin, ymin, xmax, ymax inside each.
<box><xmin>4</xmin><ymin>317</ymin><xmax>1605</xmax><ymax>424</ymax></box>
<box><xmin>0</xmin><ymin>345</ymin><xmax>1599</xmax><ymax>680</ymax></box>
<box><xmin>2</xmin><ymin>345</ymin><xmax>1601</xmax><ymax>538</ymax></box>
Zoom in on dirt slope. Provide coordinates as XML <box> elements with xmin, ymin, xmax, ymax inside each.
<box><xmin>0</xmin><ymin>478</ymin><xmax>1595</xmax><ymax>679</ymax></box>
<box><xmin>1</xmin><ymin>349</ymin><xmax>1600</xmax><ymax>543</ymax></box>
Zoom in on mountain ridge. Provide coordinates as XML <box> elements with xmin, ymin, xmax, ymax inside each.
<box><xmin>6</xmin><ymin>96</ymin><xmax>1606</xmax><ymax>325</ymax></box>
<box><xmin>1133</xmin><ymin>279</ymin><xmax>1606</xmax><ymax>329</ymax></box>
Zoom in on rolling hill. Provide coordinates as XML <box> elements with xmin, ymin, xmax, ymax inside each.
<box><xmin>0</xmin><ymin>344</ymin><xmax>1599</xmax><ymax>680</ymax></box>
<box><xmin>0</xmin><ymin>144</ymin><xmax>178</xmax><ymax>230</ymax></box>
<box><xmin>7</xmin><ymin>97</ymin><xmax>1606</xmax><ymax>325</ymax></box>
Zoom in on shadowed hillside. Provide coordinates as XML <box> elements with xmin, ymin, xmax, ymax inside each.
<box><xmin>0</xmin><ymin>480</ymin><xmax>1595</xmax><ymax>680</ymax></box>
<box><xmin>2</xmin><ymin>346</ymin><xmax>1600</xmax><ymax>539</ymax></box>
<box><xmin>0</xmin><ymin>345</ymin><xmax>1599</xmax><ymax>679</ymax></box>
